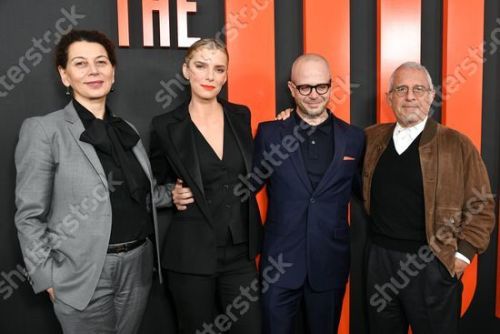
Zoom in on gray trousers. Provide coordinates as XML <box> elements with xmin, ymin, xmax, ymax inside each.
<box><xmin>53</xmin><ymin>239</ymin><xmax>154</xmax><ymax>334</ymax></box>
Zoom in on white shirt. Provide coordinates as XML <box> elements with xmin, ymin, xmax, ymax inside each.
<box><xmin>392</xmin><ymin>117</ymin><xmax>428</xmax><ymax>155</ymax></box>
<box><xmin>392</xmin><ymin>117</ymin><xmax>470</xmax><ymax>265</ymax></box>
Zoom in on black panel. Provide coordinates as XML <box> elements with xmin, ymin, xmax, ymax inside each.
<box><xmin>0</xmin><ymin>1</ymin><xmax>499</xmax><ymax>333</ymax></box>
<box><xmin>349</xmin><ymin>1</ymin><xmax>377</xmax><ymax>333</ymax></box>
<box><xmin>481</xmin><ymin>0</ymin><xmax>500</xmax><ymax>193</ymax></box>
<box><xmin>461</xmin><ymin>0</ymin><xmax>500</xmax><ymax>331</ymax></box>
<box><xmin>274</xmin><ymin>0</ymin><xmax>303</xmax><ymax>113</ymax></box>
<box><xmin>350</xmin><ymin>0</ymin><xmax>377</xmax><ymax>128</ymax></box>
<box><xmin>421</xmin><ymin>0</ymin><xmax>443</xmax><ymax>123</ymax></box>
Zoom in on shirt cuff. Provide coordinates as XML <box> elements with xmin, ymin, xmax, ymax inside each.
<box><xmin>455</xmin><ymin>252</ymin><xmax>471</xmax><ymax>264</ymax></box>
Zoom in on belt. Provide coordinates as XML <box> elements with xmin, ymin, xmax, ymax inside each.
<box><xmin>107</xmin><ymin>239</ymin><xmax>146</xmax><ymax>254</ymax></box>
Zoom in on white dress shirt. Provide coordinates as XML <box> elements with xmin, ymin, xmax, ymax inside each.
<box><xmin>392</xmin><ymin>117</ymin><xmax>470</xmax><ymax>265</ymax></box>
<box><xmin>393</xmin><ymin>117</ymin><xmax>427</xmax><ymax>155</ymax></box>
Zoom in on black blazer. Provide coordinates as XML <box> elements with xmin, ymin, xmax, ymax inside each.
<box><xmin>150</xmin><ymin>98</ymin><xmax>263</xmax><ymax>275</ymax></box>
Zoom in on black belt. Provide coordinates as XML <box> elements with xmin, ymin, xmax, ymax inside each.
<box><xmin>107</xmin><ymin>239</ymin><xmax>146</xmax><ymax>254</ymax></box>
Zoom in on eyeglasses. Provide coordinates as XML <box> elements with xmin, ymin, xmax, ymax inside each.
<box><xmin>390</xmin><ymin>85</ymin><xmax>432</xmax><ymax>97</ymax></box>
<box><xmin>291</xmin><ymin>80</ymin><xmax>331</xmax><ymax>96</ymax></box>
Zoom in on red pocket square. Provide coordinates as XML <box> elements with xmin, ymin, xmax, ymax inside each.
<box><xmin>343</xmin><ymin>156</ymin><xmax>356</xmax><ymax>161</ymax></box>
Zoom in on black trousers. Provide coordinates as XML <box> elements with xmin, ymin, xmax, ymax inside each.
<box><xmin>262</xmin><ymin>279</ymin><xmax>345</xmax><ymax>334</ymax></box>
<box><xmin>366</xmin><ymin>243</ymin><xmax>462</xmax><ymax>334</ymax></box>
<box><xmin>167</xmin><ymin>243</ymin><xmax>261</xmax><ymax>334</ymax></box>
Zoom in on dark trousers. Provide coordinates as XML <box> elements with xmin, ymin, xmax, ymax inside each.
<box><xmin>53</xmin><ymin>239</ymin><xmax>154</xmax><ymax>334</ymax></box>
<box><xmin>366</xmin><ymin>243</ymin><xmax>462</xmax><ymax>334</ymax></box>
<box><xmin>262</xmin><ymin>279</ymin><xmax>345</xmax><ymax>334</ymax></box>
<box><xmin>167</xmin><ymin>243</ymin><xmax>261</xmax><ymax>334</ymax></box>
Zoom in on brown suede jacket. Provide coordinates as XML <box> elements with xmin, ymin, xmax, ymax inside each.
<box><xmin>363</xmin><ymin>118</ymin><xmax>495</xmax><ymax>275</ymax></box>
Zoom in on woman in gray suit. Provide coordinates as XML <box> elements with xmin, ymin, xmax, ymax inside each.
<box><xmin>14</xmin><ymin>30</ymin><xmax>169</xmax><ymax>334</ymax></box>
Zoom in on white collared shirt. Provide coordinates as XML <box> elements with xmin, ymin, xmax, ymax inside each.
<box><xmin>392</xmin><ymin>117</ymin><xmax>470</xmax><ymax>265</ymax></box>
<box><xmin>392</xmin><ymin>117</ymin><xmax>428</xmax><ymax>155</ymax></box>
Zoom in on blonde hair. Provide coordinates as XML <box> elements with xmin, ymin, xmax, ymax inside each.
<box><xmin>184</xmin><ymin>38</ymin><xmax>229</xmax><ymax>65</ymax></box>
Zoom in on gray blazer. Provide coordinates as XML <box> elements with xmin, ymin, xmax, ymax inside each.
<box><xmin>14</xmin><ymin>101</ymin><xmax>170</xmax><ymax>310</ymax></box>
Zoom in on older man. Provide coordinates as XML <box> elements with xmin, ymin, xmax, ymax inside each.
<box><xmin>253</xmin><ymin>54</ymin><xmax>365</xmax><ymax>334</ymax></box>
<box><xmin>363</xmin><ymin>62</ymin><xmax>495</xmax><ymax>333</ymax></box>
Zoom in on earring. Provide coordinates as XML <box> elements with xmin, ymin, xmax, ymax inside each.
<box><xmin>110</xmin><ymin>86</ymin><xmax>115</xmax><ymax>93</ymax></box>
<box><xmin>65</xmin><ymin>86</ymin><xmax>71</xmax><ymax>96</ymax></box>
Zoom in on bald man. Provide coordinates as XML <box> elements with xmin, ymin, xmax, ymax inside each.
<box><xmin>251</xmin><ymin>54</ymin><xmax>365</xmax><ymax>333</ymax></box>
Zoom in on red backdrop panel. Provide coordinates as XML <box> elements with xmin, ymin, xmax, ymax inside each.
<box><xmin>377</xmin><ymin>0</ymin><xmax>421</xmax><ymax>123</ymax></box>
<box><xmin>303</xmin><ymin>0</ymin><xmax>350</xmax><ymax>123</ymax></box>
<box><xmin>225</xmin><ymin>0</ymin><xmax>276</xmax><ymax>222</ymax></box>
<box><xmin>442</xmin><ymin>0</ymin><xmax>484</xmax><ymax>316</ymax></box>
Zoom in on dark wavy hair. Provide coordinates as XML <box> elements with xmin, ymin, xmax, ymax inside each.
<box><xmin>55</xmin><ymin>29</ymin><xmax>117</xmax><ymax>68</ymax></box>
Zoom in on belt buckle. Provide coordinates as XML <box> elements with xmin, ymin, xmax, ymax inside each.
<box><xmin>116</xmin><ymin>244</ymin><xmax>128</xmax><ymax>253</ymax></box>
<box><xmin>108</xmin><ymin>239</ymin><xmax>145</xmax><ymax>253</ymax></box>
<box><xmin>109</xmin><ymin>243</ymin><xmax>128</xmax><ymax>253</ymax></box>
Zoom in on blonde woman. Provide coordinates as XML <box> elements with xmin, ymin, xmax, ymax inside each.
<box><xmin>150</xmin><ymin>39</ymin><xmax>262</xmax><ymax>333</ymax></box>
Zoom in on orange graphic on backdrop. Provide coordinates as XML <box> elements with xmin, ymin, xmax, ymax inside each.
<box><xmin>117</xmin><ymin>0</ymin><xmax>198</xmax><ymax>47</ymax></box>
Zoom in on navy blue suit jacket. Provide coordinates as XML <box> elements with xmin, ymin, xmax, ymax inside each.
<box><xmin>253</xmin><ymin>113</ymin><xmax>365</xmax><ymax>291</ymax></box>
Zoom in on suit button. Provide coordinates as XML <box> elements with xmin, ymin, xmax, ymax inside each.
<box><xmin>310</xmin><ymin>198</ymin><xmax>316</xmax><ymax>204</ymax></box>
<box><xmin>225</xmin><ymin>204</ymin><xmax>231</xmax><ymax>208</ymax></box>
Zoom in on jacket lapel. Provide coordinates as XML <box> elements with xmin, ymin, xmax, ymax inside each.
<box><xmin>121</xmin><ymin>119</ymin><xmax>153</xmax><ymax>182</ymax></box>
<box><xmin>167</xmin><ymin>105</ymin><xmax>205</xmax><ymax>198</ymax></box>
<box><xmin>64</xmin><ymin>102</ymin><xmax>109</xmax><ymax>189</ymax></box>
<box><xmin>363</xmin><ymin>124</ymin><xmax>394</xmax><ymax>213</ymax></box>
<box><xmin>419</xmin><ymin>118</ymin><xmax>438</xmax><ymax>225</ymax></box>
<box><xmin>223</xmin><ymin>102</ymin><xmax>252</xmax><ymax>174</ymax></box>
<box><xmin>280</xmin><ymin>117</ymin><xmax>313</xmax><ymax>193</ymax></box>
<box><xmin>132</xmin><ymin>142</ymin><xmax>153</xmax><ymax>182</ymax></box>
<box><xmin>313</xmin><ymin>116</ymin><xmax>347</xmax><ymax>195</ymax></box>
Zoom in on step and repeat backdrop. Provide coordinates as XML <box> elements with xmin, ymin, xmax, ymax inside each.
<box><xmin>0</xmin><ymin>0</ymin><xmax>499</xmax><ymax>333</ymax></box>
